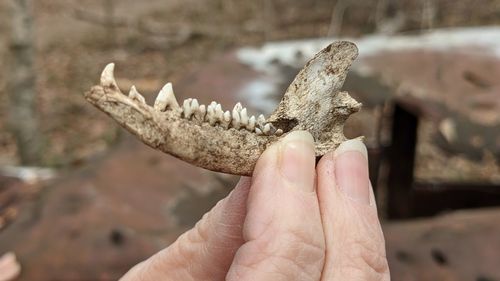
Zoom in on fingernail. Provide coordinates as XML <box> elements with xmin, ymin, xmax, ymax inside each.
<box><xmin>334</xmin><ymin>139</ymin><xmax>370</xmax><ymax>204</ymax></box>
<box><xmin>279</xmin><ymin>131</ymin><xmax>316</xmax><ymax>191</ymax></box>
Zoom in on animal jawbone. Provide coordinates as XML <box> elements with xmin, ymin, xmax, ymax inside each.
<box><xmin>84</xmin><ymin>41</ymin><xmax>361</xmax><ymax>176</ymax></box>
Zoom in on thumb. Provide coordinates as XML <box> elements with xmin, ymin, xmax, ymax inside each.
<box><xmin>227</xmin><ymin>131</ymin><xmax>325</xmax><ymax>281</ymax></box>
<box><xmin>316</xmin><ymin>139</ymin><xmax>390</xmax><ymax>281</ymax></box>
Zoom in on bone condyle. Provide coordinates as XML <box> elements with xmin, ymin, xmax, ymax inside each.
<box><xmin>84</xmin><ymin>41</ymin><xmax>362</xmax><ymax>176</ymax></box>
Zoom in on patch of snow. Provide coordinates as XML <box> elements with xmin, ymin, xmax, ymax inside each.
<box><xmin>237</xmin><ymin>27</ymin><xmax>500</xmax><ymax>74</ymax></box>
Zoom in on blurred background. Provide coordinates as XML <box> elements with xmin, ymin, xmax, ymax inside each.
<box><xmin>0</xmin><ymin>0</ymin><xmax>500</xmax><ymax>280</ymax></box>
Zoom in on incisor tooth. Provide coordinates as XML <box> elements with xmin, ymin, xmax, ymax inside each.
<box><xmin>128</xmin><ymin>85</ymin><xmax>146</xmax><ymax>104</ymax></box>
<box><xmin>154</xmin><ymin>83</ymin><xmax>179</xmax><ymax>111</ymax></box>
<box><xmin>101</xmin><ymin>63</ymin><xmax>119</xmax><ymax>89</ymax></box>
<box><xmin>246</xmin><ymin>116</ymin><xmax>256</xmax><ymax>131</ymax></box>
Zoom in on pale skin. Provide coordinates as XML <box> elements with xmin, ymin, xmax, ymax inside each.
<box><xmin>121</xmin><ymin>131</ymin><xmax>390</xmax><ymax>281</ymax></box>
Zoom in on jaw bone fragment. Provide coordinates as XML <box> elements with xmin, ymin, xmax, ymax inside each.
<box><xmin>84</xmin><ymin>41</ymin><xmax>361</xmax><ymax>176</ymax></box>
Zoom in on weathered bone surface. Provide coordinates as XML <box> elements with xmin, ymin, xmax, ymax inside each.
<box><xmin>84</xmin><ymin>41</ymin><xmax>361</xmax><ymax>176</ymax></box>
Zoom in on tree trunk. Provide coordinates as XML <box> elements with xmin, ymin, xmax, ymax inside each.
<box><xmin>7</xmin><ymin>0</ymin><xmax>43</xmax><ymax>165</ymax></box>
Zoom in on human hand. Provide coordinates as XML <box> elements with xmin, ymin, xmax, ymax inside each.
<box><xmin>121</xmin><ymin>131</ymin><xmax>390</xmax><ymax>281</ymax></box>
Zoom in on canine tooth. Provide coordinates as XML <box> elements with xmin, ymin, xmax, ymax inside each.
<box><xmin>100</xmin><ymin>63</ymin><xmax>119</xmax><ymax>89</ymax></box>
<box><xmin>255</xmin><ymin>127</ymin><xmax>263</xmax><ymax>135</ymax></box>
<box><xmin>275</xmin><ymin>129</ymin><xmax>283</xmax><ymax>136</ymax></box>
<box><xmin>240</xmin><ymin>108</ymin><xmax>249</xmax><ymax>126</ymax></box>
<box><xmin>246</xmin><ymin>115</ymin><xmax>256</xmax><ymax>131</ymax></box>
<box><xmin>154</xmin><ymin>83</ymin><xmax>179</xmax><ymax>111</ymax></box>
<box><xmin>183</xmin><ymin>98</ymin><xmax>193</xmax><ymax>119</ymax></box>
<box><xmin>128</xmin><ymin>85</ymin><xmax>146</xmax><ymax>104</ymax></box>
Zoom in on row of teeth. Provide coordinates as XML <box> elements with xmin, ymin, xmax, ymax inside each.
<box><xmin>126</xmin><ymin>78</ymin><xmax>282</xmax><ymax>136</ymax></box>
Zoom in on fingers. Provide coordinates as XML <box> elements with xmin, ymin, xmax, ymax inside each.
<box><xmin>120</xmin><ymin>177</ymin><xmax>251</xmax><ymax>281</ymax></box>
<box><xmin>316</xmin><ymin>139</ymin><xmax>390</xmax><ymax>281</ymax></box>
<box><xmin>227</xmin><ymin>131</ymin><xmax>325</xmax><ymax>281</ymax></box>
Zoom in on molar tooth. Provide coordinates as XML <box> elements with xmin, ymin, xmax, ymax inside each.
<box><xmin>206</xmin><ymin>104</ymin><xmax>217</xmax><ymax>125</ymax></box>
<box><xmin>246</xmin><ymin>116</ymin><xmax>256</xmax><ymax>131</ymax></box>
<box><xmin>240</xmin><ymin>108</ymin><xmax>249</xmax><ymax>127</ymax></box>
<box><xmin>128</xmin><ymin>85</ymin><xmax>146</xmax><ymax>104</ymax></box>
<box><xmin>154</xmin><ymin>83</ymin><xmax>179</xmax><ymax>111</ymax></box>
<box><xmin>101</xmin><ymin>63</ymin><xmax>119</xmax><ymax>89</ymax></box>
<box><xmin>194</xmin><ymin>102</ymin><xmax>205</xmax><ymax>122</ymax></box>
<box><xmin>275</xmin><ymin>129</ymin><xmax>283</xmax><ymax>136</ymax></box>
<box><xmin>255</xmin><ymin>127</ymin><xmax>263</xmax><ymax>135</ymax></box>
<box><xmin>232</xmin><ymin>109</ymin><xmax>241</xmax><ymax>129</ymax></box>
<box><xmin>190</xmin><ymin>99</ymin><xmax>199</xmax><ymax>113</ymax></box>
<box><xmin>183</xmin><ymin>98</ymin><xmax>193</xmax><ymax>119</ymax></box>
<box><xmin>215</xmin><ymin>104</ymin><xmax>224</xmax><ymax>122</ymax></box>
<box><xmin>263</xmin><ymin>123</ymin><xmax>271</xmax><ymax>135</ymax></box>
<box><xmin>257</xmin><ymin>114</ymin><xmax>266</xmax><ymax>127</ymax></box>
<box><xmin>221</xmin><ymin>110</ymin><xmax>231</xmax><ymax>129</ymax></box>
<box><xmin>232</xmin><ymin>102</ymin><xmax>243</xmax><ymax>129</ymax></box>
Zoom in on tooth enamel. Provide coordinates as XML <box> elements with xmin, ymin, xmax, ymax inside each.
<box><xmin>257</xmin><ymin>114</ymin><xmax>266</xmax><ymax>127</ymax></box>
<box><xmin>255</xmin><ymin>127</ymin><xmax>263</xmax><ymax>135</ymax></box>
<box><xmin>195</xmin><ymin>104</ymin><xmax>206</xmax><ymax>121</ymax></box>
<box><xmin>240</xmin><ymin>108</ymin><xmax>249</xmax><ymax>127</ymax></box>
<box><xmin>206</xmin><ymin>104</ymin><xmax>217</xmax><ymax>125</ymax></box>
<box><xmin>191</xmin><ymin>98</ymin><xmax>199</xmax><ymax>112</ymax></box>
<box><xmin>221</xmin><ymin>110</ymin><xmax>231</xmax><ymax>128</ymax></box>
<box><xmin>183</xmin><ymin>98</ymin><xmax>193</xmax><ymax>119</ymax></box>
<box><xmin>263</xmin><ymin>123</ymin><xmax>271</xmax><ymax>135</ymax></box>
<box><xmin>101</xmin><ymin>63</ymin><xmax>119</xmax><ymax>89</ymax></box>
<box><xmin>232</xmin><ymin>103</ymin><xmax>243</xmax><ymax>129</ymax></box>
<box><xmin>128</xmin><ymin>85</ymin><xmax>146</xmax><ymax>104</ymax></box>
<box><xmin>215</xmin><ymin>103</ymin><xmax>224</xmax><ymax>122</ymax></box>
<box><xmin>154</xmin><ymin>83</ymin><xmax>179</xmax><ymax>111</ymax></box>
<box><xmin>275</xmin><ymin>129</ymin><xmax>283</xmax><ymax>136</ymax></box>
<box><xmin>232</xmin><ymin>110</ymin><xmax>241</xmax><ymax>129</ymax></box>
<box><xmin>246</xmin><ymin>116</ymin><xmax>256</xmax><ymax>131</ymax></box>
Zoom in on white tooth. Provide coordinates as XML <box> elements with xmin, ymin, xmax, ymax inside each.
<box><xmin>206</xmin><ymin>104</ymin><xmax>217</xmax><ymax>125</ymax></box>
<box><xmin>232</xmin><ymin>109</ymin><xmax>241</xmax><ymax>129</ymax></box>
<box><xmin>232</xmin><ymin>103</ymin><xmax>243</xmax><ymax>129</ymax></box>
<box><xmin>255</xmin><ymin>127</ymin><xmax>263</xmax><ymax>135</ymax></box>
<box><xmin>257</xmin><ymin>114</ymin><xmax>266</xmax><ymax>126</ymax></box>
<box><xmin>215</xmin><ymin>103</ymin><xmax>224</xmax><ymax>121</ymax></box>
<box><xmin>128</xmin><ymin>85</ymin><xmax>145</xmax><ymax>104</ymax></box>
<box><xmin>196</xmin><ymin>104</ymin><xmax>206</xmax><ymax>121</ymax></box>
<box><xmin>191</xmin><ymin>99</ymin><xmax>199</xmax><ymax>112</ymax></box>
<box><xmin>183</xmin><ymin>98</ymin><xmax>193</xmax><ymax>119</ymax></box>
<box><xmin>246</xmin><ymin>116</ymin><xmax>256</xmax><ymax>131</ymax></box>
<box><xmin>240</xmin><ymin>108</ymin><xmax>249</xmax><ymax>126</ymax></box>
<box><xmin>101</xmin><ymin>63</ymin><xmax>119</xmax><ymax>89</ymax></box>
<box><xmin>263</xmin><ymin>123</ymin><xmax>271</xmax><ymax>135</ymax></box>
<box><xmin>275</xmin><ymin>129</ymin><xmax>284</xmax><ymax>136</ymax></box>
<box><xmin>221</xmin><ymin>110</ymin><xmax>231</xmax><ymax>129</ymax></box>
<box><xmin>154</xmin><ymin>83</ymin><xmax>179</xmax><ymax>111</ymax></box>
